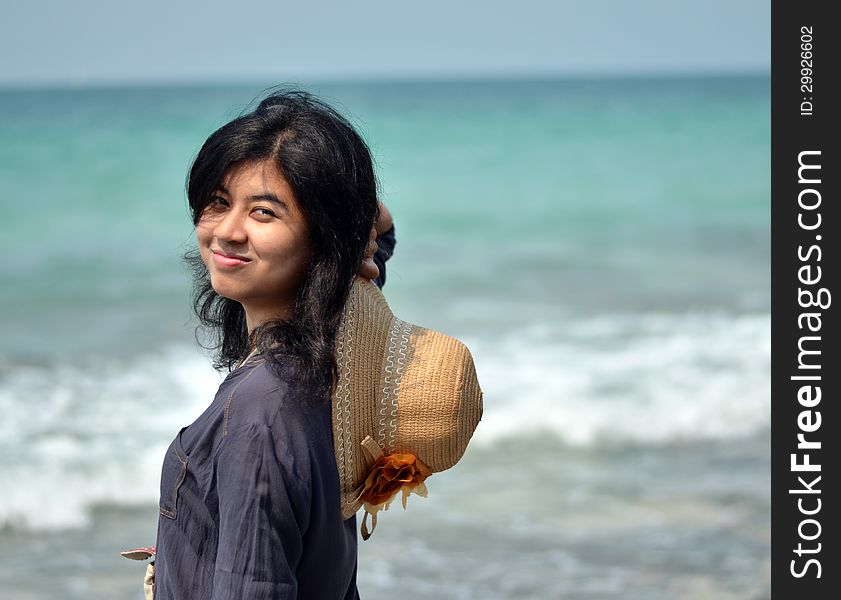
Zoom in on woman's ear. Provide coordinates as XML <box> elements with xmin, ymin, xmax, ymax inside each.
<box><xmin>358</xmin><ymin>225</ymin><xmax>380</xmax><ymax>280</ymax></box>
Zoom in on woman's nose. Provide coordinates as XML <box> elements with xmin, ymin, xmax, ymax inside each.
<box><xmin>213</xmin><ymin>209</ymin><xmax>247</xmax><ymax>244</ymax></box>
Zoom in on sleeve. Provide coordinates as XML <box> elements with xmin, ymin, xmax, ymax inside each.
<box><xmin>372</xmin><ymin>224</ymin><xmax>396</xmax><ymax>290</ymax></box>
<box><xmin>211</xmin><ymin>422</ymin><xmax>310</xmax><ymax>600</ymax></box>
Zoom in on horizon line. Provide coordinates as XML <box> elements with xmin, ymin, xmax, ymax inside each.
<box><xmin>0</xmin><ymin>68</ymin><xmax>770</xmax><ymax>92</ymax></box>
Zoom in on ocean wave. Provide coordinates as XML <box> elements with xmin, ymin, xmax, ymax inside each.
<box><xmin>467</xmin><ymin>310</ymin><xmax>770</xmax><ymax>447</ymax></box>
<box><xmin>0</xmin><ymin>347</ymin><xmax>221</xmax><ymax>531</ymax></box>
<box><xmin>0</xmin><ymin>310</ymin><xmax>769</xmax><ymax>531</ymax></box>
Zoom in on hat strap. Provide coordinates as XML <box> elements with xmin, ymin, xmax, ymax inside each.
<box><xmin>360</xmin><ymin>435</ymin><xmax>384</xmax><ymax>462</ymax></box>
<box><xmin>361</xmin><ymin>509</ymin><xmax>378</xmax><ymax>541</ymax></box>
<box><xmin>359</xmin><ymin>437</ymin><xmax>384</xmax><ymax>540</ymax></box>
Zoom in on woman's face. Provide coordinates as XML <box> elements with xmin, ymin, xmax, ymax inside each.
<box><xmin>196</xmin><ymin>160</ymin><xmax>312</xmax><ymax>328</ymax></box>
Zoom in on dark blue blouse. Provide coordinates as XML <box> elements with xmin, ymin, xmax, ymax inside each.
<box><xmin>153</xmin><ymin>226</ymin><xmax>395</xmax><ymax>599</ymax></box>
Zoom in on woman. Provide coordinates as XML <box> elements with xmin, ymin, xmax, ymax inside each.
<box><xmin>152</xmin><ymin>90</ymin><xmax>394</xmax><ymax>599</ymax></box>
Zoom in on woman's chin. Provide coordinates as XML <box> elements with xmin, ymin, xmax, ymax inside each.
<box><xmin>209</xmin><ymin>281</ymin><xmax>245</xmax><ymax>304</ymax></box>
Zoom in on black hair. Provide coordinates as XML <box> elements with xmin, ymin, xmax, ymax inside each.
<box><xmin>185</xmin><ymin>88</ymin><xmax>379</xmax><ymax>391</ymax></box>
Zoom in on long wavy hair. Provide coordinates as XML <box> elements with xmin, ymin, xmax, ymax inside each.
<box><xmin>185</xmin><ymin>89</ymin><xmax>379</xmax><ymax>391</ymax></box>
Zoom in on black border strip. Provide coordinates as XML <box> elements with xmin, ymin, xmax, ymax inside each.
<box><xmin>772</xmin><ymin>1</ymin><xmax>839</xmax><ymax>596</ymax></box>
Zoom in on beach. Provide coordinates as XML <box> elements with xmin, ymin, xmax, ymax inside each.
<box><xmin>0</xmin><ymin>76</ymin><xmax>770</xmax><ymax>598</ymax></box>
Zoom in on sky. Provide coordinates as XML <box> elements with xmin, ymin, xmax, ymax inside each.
<box><xmin>1</xmin><ymin>0</ymin><xmax>769</xmax><ymax>86</ymax></box>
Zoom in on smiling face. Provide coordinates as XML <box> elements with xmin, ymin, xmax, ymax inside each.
<box><xmin>195</xmin><ymin>160</ymin><xmax>312</xmax><ymax>330</ymax></box>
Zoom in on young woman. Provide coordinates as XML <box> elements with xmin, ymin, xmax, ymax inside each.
<box><xmin>152</xmin><ymin>90</ymin><xmax>395</xmax><ymax>599</ymax></box>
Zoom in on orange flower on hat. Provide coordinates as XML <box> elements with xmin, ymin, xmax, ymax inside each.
<box><xmin>356</xmin><ymin>437</ymin><xmax>432</xmax><ymax>539</ymax></box>
<box><xmin>361</xmin><ymin>452</ymin><xmax>432</xmax><ymax>508</ymax></box>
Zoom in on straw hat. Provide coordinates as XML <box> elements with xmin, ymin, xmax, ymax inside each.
<box><xmin>331</xmin><ymin>277</ymin><xmax>483</xmax><ymax>538</ymax></box>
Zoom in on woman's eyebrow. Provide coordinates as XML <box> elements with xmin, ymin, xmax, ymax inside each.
<box><xmin>215</xmin><ymin>185</ymin><xmax>289</xmax><ymax>211</ymax></box>
<box><xmin>249</xmin><ymin>193</ymin><xmax>289</xmax><ymax>211</ymax></box>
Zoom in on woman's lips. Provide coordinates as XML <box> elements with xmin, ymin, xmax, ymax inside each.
<box><xmin>211</xmin><ymin>251</ymin><xmax>251</xmax><ymax>267</ymax></box>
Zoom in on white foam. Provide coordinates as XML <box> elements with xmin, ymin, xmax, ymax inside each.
<box><xmin>0</xmin><ymin>346</ymin><xmax>222</xmax><ymax>530</ymax></box>
<box><xmin>467</xmin><ymin>311</ymin><xmax>770</xmax><ymax>447</ymax></box>
<box><xmin>0</xmin><ymin>310</ymin><xmax>770</xmax><ymax>530</ymax></box>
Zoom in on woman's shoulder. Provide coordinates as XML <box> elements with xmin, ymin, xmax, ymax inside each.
<box><xmin>221</xmin><ymin>356</ymin><xmax>331</xmax><ymax>439</ymax></box>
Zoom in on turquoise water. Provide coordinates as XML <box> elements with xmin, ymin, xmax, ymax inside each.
<box><xmin>0</xmin><ymin>77</ymin><xmax>769</xmax><ymax>358</ymax></box>
<box><xmin>0</xmin><ymin>76</ymin><xmax>770</xmax><ymax>598</ymax></box>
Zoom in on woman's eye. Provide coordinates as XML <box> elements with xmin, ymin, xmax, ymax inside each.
<box><xmin>253</xmin><ymin>207</ymin><xmax>277</xmax><ymax>218</ymax></box>
<box><xmin>202</xmin><ymin>196</ymin><xmax>228</xmax><ymax>213</ymax></box>
<box><xmin>198</xmin><ymin>197</ymin><xmax>228</xmax><ymax>220</ymax></box>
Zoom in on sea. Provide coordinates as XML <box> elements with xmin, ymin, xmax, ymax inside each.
<box><xmin>0</xmin><ymin>75</ymin><xmax>770</xmax><ymax>599</ymax></box>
